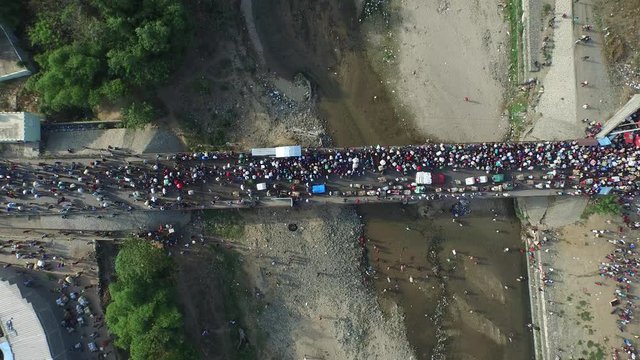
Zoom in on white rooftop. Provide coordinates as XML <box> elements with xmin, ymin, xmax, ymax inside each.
<box><xmin>251</xmin><ymin>145</ymin><xmax>301</xmax><ymax>158</ymax></box>
<box><xmin>0</xmin><ymin>112</ymin><xmax>41</xmax><ymax>142</ymax></box>
<box><xmin>0</xmin><ymin>280</ymin><xmax>53</xmax><ymax>360</ymax></box>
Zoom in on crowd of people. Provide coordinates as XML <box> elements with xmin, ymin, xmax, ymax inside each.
<box><xmin>598</xmin><ymin>233</ymin><xmax>640</xmax><ymax>359</ymax></box>
<box><xmin>0</xmin><ymin>139</ymin><xmax>638</xmax><ymax>214</ymax></box>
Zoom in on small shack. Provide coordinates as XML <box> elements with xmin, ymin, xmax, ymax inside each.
<box><xmin>0</xmin><ymin>112</ymin><xmax>42</xmax><ymax>157</ymax></box>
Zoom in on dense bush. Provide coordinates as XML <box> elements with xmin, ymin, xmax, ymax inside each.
<box><xmin>123</xmin><ymin>101</ymin><xmax>156</xmax><ymax>129</ymax></box>
<box><xmin>106</xmin><ymin>238</ymin><xmax>195</xmax><ymax>360</ymax></box>
<box><xmin>584</xmin><ymin>194</ymin><xmax>623</xmax><ymax>218</ymax></box>
<box><xmin>24</xmin><ymin>0</ymin><xmax>187</xmax><ymax>122</ymax></box>
<box><xmin>591</xmin><ymin>195</ymin><xmax>623</xmax><ymax>215</ymax></box>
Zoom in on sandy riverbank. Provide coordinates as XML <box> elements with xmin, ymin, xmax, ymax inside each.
<box><xmin>527</xmin><ymin>214</ymin><xmax>640</xmax><ymax>359</ymax></box>
<box><xmin>369</xmin><ymin>0</ymin><xmax>511</xmax><ymax>142</ymax></box>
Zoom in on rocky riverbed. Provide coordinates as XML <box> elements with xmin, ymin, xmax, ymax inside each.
<box><xmin>236</xmin><ymin>206</ymin><xmax>416</xmax><ymax>359</ymax></box>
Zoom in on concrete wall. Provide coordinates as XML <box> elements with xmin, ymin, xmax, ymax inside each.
<box><xmin>0</xmin><ymin>69</ymin><xmax>31</xmax><ymax>82</ymax></box>
<box><xmin>23</xmin><ymin>112</ymin><xmax>42</xmax><ymax>142</ymax></box>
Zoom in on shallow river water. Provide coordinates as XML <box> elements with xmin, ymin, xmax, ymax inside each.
<box><xmin>360</xmin><ymin>202</ymin><xmax>533</xmax><ymax>359</ymax></box>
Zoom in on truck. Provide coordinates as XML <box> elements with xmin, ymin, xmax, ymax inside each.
<box><xmin>415</xmin><ymin>172</ymin><xmax>445</xmax><ymax>185</ymax></box>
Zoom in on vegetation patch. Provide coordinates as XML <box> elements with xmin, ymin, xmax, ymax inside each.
<box><xmin>579</xmin><ymin>310</ymin><xmax>593</xmax><ymax>322</ymax></box>
<box><xmin>122</xmin><ymin>101</ymin><xmax>157</xmax><ymax>129</ymax></box>
<box><xmin>22</xmin><ymin>0</ymin><xmax>188</xmax><ymax>124</ymax></box>
<box><xmin>504</xmin><ymin>0</ymin><xmax>524</xmax><ymax>82</ymax></box>
<box><xmin>503</xmin><ymin>0</ymin><xmax>529</xmax><ymax>140</ymax></box>
<box><xmin>508</xmin><ymin>96</ymin><xmax>528</xmax><ymax>137</ymax></box>
<box><xmin>359</xmin><ymin>0</ymin><xmax>391</xmax><ymax>26</ymax></box>
<box><xmin>209</xmin><ymin>246</ymin><xmax>259</xmax><ymax>360</ymax></box>
<box><xmin>584</xmin><ymin>341</ymin><xmax>605</xmax><ymax>360</ymax></box>
<box><xmin>105</xmin><ymin>238</ymin><xmax>195</xmax><ymax>359</ymax></box>
<box><xmin>515</xmin><ymin>203</ymin><xmax>528</xmax><ymax>221</ymax></box>
<box><xmin>204</xmin><ymin>209</ymin><xmax>245</xmax><ymax>239</ymax></box>
<box><xmin>582</xmin><ymin>195</ymin><xmax>623</xmax><ymax>218</ymax></box>
<box><xmin>180</xmin><ymin>108</ymin><xmax>238</xmax><ymax>150</ymax></box>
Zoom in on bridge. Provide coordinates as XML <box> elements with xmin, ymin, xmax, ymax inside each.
<box><xmin>0</xmin><ymin>138</ymin><xmax>636</xmax><ymax>218</ymax></box>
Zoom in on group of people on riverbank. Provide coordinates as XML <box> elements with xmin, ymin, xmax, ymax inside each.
<box><xmin>598</xmin><ymin>230</ymin><xmax>640</xmax><ymax>359</ymax></box>
<box><xmin>0</xmin><ymin>138</ymin><xmax>638</xmax><ymax>214</ymax></box>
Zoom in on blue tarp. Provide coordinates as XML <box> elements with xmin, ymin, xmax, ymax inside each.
<box><xmin>598</xmin><ymin>187</ymin><xmax>613</xmax><ymax>195</ymax></box>
<box><xmin>311</xmin><ymin>184</ymin><xmax>326</xmax><ymax>194</ymax></box>
<box><xmin>597</xmin><ymin>137</ymin><xmax>612</xmax><ymax>146</ymax></box>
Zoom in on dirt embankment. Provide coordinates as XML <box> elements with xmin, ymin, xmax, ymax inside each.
<box><xmin>595</xmin><ymin>0</ymin><xmax>640</xmax><ymax>91</ymax></box>
<box><xmin>532</xmin><ymin>215</ymin><xmax>640</xmax><ymax>359</ymax></box>
<box><xmin>157</xmin><ymin>1</ymin><xmax>325</xmax><ymax>150</ymax></box>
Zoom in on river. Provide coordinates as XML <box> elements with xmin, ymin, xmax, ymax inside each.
<box><xmin>360</xmin><ymin>201</ymin><xmax>533</xmax><ymax>359</ymax></box>
<box><xmin>251</xmin><ymin>1</ymin><xmax>533</xmax><ymax>358</ymax></box>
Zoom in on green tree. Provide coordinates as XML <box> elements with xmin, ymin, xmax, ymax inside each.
<box><xmin>106</xmin><ymin>238</ymin><xmax>195</xmax><ymax>359</ymax></box>
<box><xmin>107</xmin><ymin>46</ymin><xmax>172</xmax><ymax>86</ymax></box>
<box><xmin>28</xmin><ymin>18</ymin><xmax>61</xmax><ymax>50</ymax></box>
<box><xmin>25</xmin><ymin>0</ymin><xmax>188</xmax><ymax>115</ymax></box>
<box><xmin>136</xmin><ymin>20</ymin><xmax>171</xmax><ymax>54</ymax></box>
<box><xmin>28</xmin><ymin>45</ymin><xmax>102</xmax><ymax>111</ymax></box>
<box><xmin>113</xmin><ymin>238</ymin><xmax>171</xmax><ymax>285</ymax></box>
<box><xmin>122</xmin><ymin>101</ymin><xmax>156</xmax><ymax>128</ymax></box>
<box><xmin>97</xmin><ymin>78</ymin><xmax>127</xmax><ymax>102</ymax></box>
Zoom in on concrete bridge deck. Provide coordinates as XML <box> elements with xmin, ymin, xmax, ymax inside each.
<box><xmin>0</xmin><ymin>140</ymin><xmax>635</xmax><ymax>219</ymax></box>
